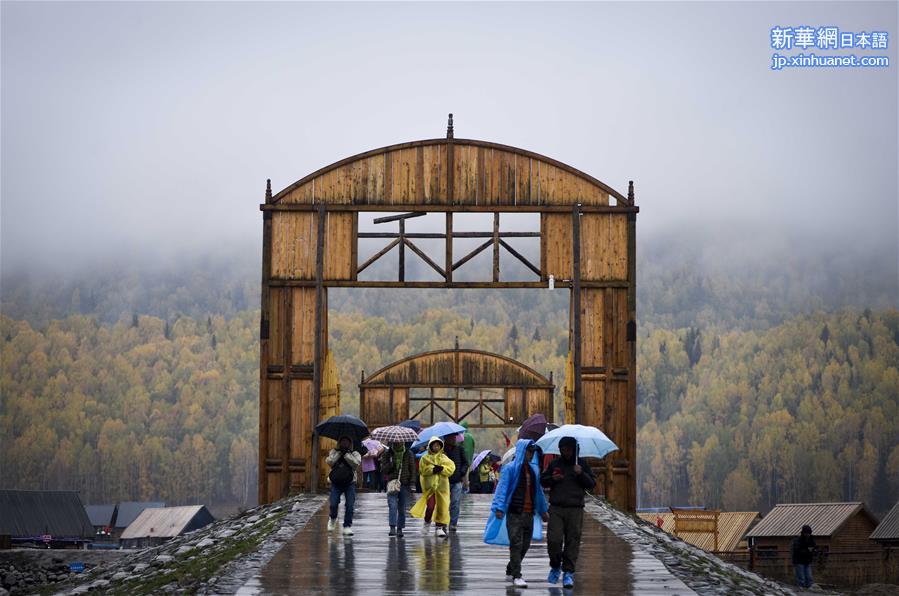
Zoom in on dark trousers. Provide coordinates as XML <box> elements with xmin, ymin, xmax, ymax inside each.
<box><xmin>505</xmin><ymin>512</ymin><xmax>534</xmax><ymax>579</ymax></box>
<box><xmin>794</xmin><ymin>563</ymin><xmax>813</xmax><ymax>588</ymax></box>
<box><xmin>547</xmin><ymin>505</ymin><xmax>583</xmax><ymax>573</ymax></box>
<box><xmin>329</xmin><ymin>482</ymin><xmax>356</xmax><ymax>527</ymax></box>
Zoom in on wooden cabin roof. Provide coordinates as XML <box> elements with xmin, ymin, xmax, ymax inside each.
<box><xmin>0</xmin><ymin>489</ymin><xmax>94</xmax><ymax>538</ymax></box>
<box><xmin>361</xmin><ymin>348</ymin><xmax>552</xmax><ymax>388</ymax></box>
<box><xmin>746</xmin><ymin>502</ymin><xmax>877</xmax><ymax>538</ymax></box>
<box><xmin>271</xmin><ymin>138</ymin><xmax>630</xmax><ymax>207</ymax></box>
<box><xmin>120</xmin><ymin>506</ymin><xmax>213</xmax><ymax>540</ymax></box>
<box><xmin>870</xmin><ymin>501</ymin><xmax>899</xmax><ymax>542</ymax></box>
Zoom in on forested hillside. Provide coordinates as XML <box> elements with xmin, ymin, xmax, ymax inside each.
<box><xmin>1</xmin><ymin>237</ymin><xmax>897</xmax><ymax>513</ymax></box>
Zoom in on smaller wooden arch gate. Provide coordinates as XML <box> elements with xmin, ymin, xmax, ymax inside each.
<box><xmin>359</xmin><ymin>346</ymin><xmax>554</xmax><ymax>429</ymax></box>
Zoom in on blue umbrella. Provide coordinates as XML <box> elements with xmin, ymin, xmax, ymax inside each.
<box><xmin>410</xmin><ymin>421</ymin><xmax>466</xmax><ymax>450</ymax></box>
<box><xmin>535</xmin><ymin>424</ymin><xmax>618</xmax><ymax>459</ymax></box>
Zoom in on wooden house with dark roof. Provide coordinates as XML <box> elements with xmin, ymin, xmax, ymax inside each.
<box><xmin>745</xmin><ymin>502</ymin><xmax>881</xmax><ymax>587</ymax></box>
<box><xmin>0</xmin><ymin>490</ymin><xmax>93</xmax><ymax>548</ymax></box>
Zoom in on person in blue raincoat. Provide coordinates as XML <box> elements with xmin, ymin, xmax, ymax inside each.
<box><xmin>483</xmin><ymin>439</ymin><xmax>549</xmax><ymax>588</ymax></box>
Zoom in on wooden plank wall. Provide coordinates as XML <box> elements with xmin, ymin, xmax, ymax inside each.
<box><xmin>364</xmin><ymin>350</ymin><xmax>551</xmax><ymax>388</ymax></box>
<box><xmin>505</xmin><ymin>388</ymin><xmax>553</xmax><ymax>425</ymax></box>
<box><xmin>360</xmin><ymin>387</ymin><xmax>409</xmax><ymax>429</ymax></box>
<box><xmin>544</xmin><ymin>211</ymin><xmax>635</xmax><ymax>511</ymax></box>
<box><xmin>271</xmin><ymin>211</ymin><xmax>355</xmax><ymax>281</ymax></box>
<box><xmin>278</xmin><ymin>142</ymin><xmax>611</xmax><ymax>207</ymax></box>
<box><xmin>261</xmin><ymin>208</ymin><xmax>346</xmax><ymax>504</ymax></box>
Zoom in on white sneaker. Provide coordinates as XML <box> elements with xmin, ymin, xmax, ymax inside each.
<box><xmin>342</xmin><ymin>526</ymin><xmax>354</xmax><ymax>536</ymax></box>
<box><xmin>436</xmin><ymin>526</ymin><xmax>448</xmax><ymax>538</ymax></box>
<box><xmin>327</xmin><ymin>518</ymin><xmax>336</xmax><ymax>531</ymax></box>
<box><xmin>421</xmin><ymin>522</ymin><xmax>431</xmax><ymax>534</ymax></box>
<box><xmin>513</xmin><ymin>577</ymin><xmax>528</xmax><ymax>587</ymax></box>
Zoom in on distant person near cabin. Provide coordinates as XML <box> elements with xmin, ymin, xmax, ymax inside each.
<box><xmin>540</xmin><ymin>436</ymin><xmax>596</xmax><ymax>590</ymax></box>
<box><xmin>326</xmin><ymin>436</ymin><xmax>361</xmax><ymax>535</ymax></box>
<box><xmin>791</xmin><ymin>525</ymin><xmax>817</xmax><ymax>589</ymax></box>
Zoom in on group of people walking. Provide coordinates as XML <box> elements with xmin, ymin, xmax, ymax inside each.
<box><xmin>324</xmin><ymin>425</ymin><xmax>595</xmax><ymax>590</ymax></box>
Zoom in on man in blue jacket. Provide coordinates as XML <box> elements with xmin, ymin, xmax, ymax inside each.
<box><xmin>540</xmin><ymin>436</ymin><xmax>596</xmax><ymax>589</ymax></box>
<box><xmin>484</xmin><ymin>439</ymin><xmax>549</xmax><ymax>588</ymax></box>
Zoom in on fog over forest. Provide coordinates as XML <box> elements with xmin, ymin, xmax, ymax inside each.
<box><xmin>1</xmin><ymin>2</ymin><xmax>897</xmax><ymax>514</ymax></box>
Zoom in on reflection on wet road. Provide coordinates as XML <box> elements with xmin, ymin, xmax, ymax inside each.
<box><xmin>250</xmin><ymin>492</ymin><xmax>695</xmax><ymax>595</ymax></box>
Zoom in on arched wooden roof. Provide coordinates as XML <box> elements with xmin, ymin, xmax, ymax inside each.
<box><xmin>361</xmin><ymin>349</ymin><xmax>553</xmax><ymax>388</ymax></box>
<box><xmin>272</xmin><ymin>137</ymin><xmax>630</xmax><ymax>207</ymax></box>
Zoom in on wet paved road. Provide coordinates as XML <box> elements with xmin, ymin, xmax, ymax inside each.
<box><xmin>246</xmin><ymin>492</ymin><xmax>695</xmax><ymax>595</ymax></box>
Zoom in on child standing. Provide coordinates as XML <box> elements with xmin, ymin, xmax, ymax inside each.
<box><xmin>410</xmin><ymin>436</ymin><xmax>455</xmax><ymax>538</ymax></box>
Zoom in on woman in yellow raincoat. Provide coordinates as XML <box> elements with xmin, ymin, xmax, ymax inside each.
<box><xmin>410</xmin><ymin>436</ymin><xmax>455</xmax><ymax>538</ymax></box>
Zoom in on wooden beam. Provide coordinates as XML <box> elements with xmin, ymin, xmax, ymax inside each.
<box><xmin>398</xmin><ymin>220</ymin><xmax>405</xmax><ymax>283</ymax></box>
<box><xmin>445</xmin><ymin>213</ymin><xmax>453</xmax><ymax>284</ymax></box>
<box><xmin>262</xmin><ymin>203</ymin><xmax>640</xmax><ymax>214</ymax></box>
<box><xmin>493</xmin><ymin>213</ymin><xmax>500</xmax><ymax>282</ymax></box>
<box><xmin>281</xmin><ymin>285</ymin><xmax>291</xmax><ymax>499</ymax></box>
<box><xmin>356</xmin><ymin>238</ymin><xmax>400</xmax><ymax>275</ymax></box>
<box><xmin>363</xmin><ymin>383</ymin><xmax>555</xmax><ymax>389</ymax></box>
<box><xmin>499</xmin><ymin>239</ymin><xmax>541</xmax><ymax>277</ymax></box>
<box><xmin>452</xmin><ymin>239</ymin><xmax>493</xmax><ymax>272</ymax></box>
<box><xmin>626</xmin><ymin>181</ymin><xmax>638</xmax><ymax>512</ymax></box>
<box><xmin>358</xmin><ymin>232</ymin><xmax>539</xmax><ymax>239</ymax></box>
<box><xmin>269</xmin><ymin>279</ymin><xmax>629</xmax><ymax>289</ymax></box>
<box><xmin>572</xmin><ymin>205</ymin><xmax>584</xmax><ymax>425</ymax></box>
<box><xmin>404</xmin><ymin>239</ymin><xmax>447</xmax><ymax>279</ymax></box>
<box><xmin>258</xmin><ymin>181</ymin><xmax>273</xmax><ymax>504</ymax></box>
<box><xmin>372</xmin><ymin>211</ymin><xmax>426</xmax><ymax>224</ymax></box>
<box><xmin>310</xmin><ymin>203</ymin><xmax>326</xmax><ymax>494</ymax></box>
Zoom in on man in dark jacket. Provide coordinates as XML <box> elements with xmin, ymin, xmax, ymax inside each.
<box><xmin>791</xmin><ymin>525</ymin><xmax>817</xmax><ymax>588</ymax></box>
<box><xmin>380</xmin><ymin>442</ymin><xmax>416</xmax><ymax>538</ymax></box>
<box><xmin>540</xmin><ymin>436</ymin><xmax>596</xmax><ymax>589</ymax></box>
<box><xmin>444</xmin><ymin>434</ymin><xmax>469</xmax><ymax>532</ymax></box>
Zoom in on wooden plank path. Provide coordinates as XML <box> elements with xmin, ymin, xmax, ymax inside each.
<box><xmin>242</xmin><ymin>493</ymin><xmax>695</xmax><ymax>595</ymax></box>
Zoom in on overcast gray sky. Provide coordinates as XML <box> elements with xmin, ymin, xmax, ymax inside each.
<box><xmin>1</xmin><ymin>1</ymin><xmax>896</xmax><ymax>275</ymax></box>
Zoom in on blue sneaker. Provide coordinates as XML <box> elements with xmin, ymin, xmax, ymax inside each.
<box><xmin>563</xmin><ymin>571</ymin><xmax>574</xmax><ymax>589</ymax></box>
<box><xmin>547</xmin><ymin>567</ymin><xmax>561</xmax><ymax>584</ymax></box>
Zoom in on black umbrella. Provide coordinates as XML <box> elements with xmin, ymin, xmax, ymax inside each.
<box><xmin>315</xmin><ymin>415</ymin><xmax>370</xmax><ymax>453</ymax></box>
<box><xmin>398</xmin><ymin>419</ymin><xmax>422</xmax><ymax>433</ymax></box>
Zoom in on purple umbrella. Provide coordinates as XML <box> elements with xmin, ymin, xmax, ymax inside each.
<box><xmin>362</xmin><ymin>438</ymin><xmax>385</xmax><ymax>454</ymax></box>
<box><xmin>518</xmin><ymin>413</ymin><xmax>549</xmax><ymax>441</ymax></box>
<box><xmin>471</xmin><ymin>449</ymin><xmax>493</xmax><ymax>469</ymax></box>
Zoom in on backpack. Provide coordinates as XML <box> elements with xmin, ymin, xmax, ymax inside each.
<box><xmin>329</xmin><ymin>455</ymin><xmax>354</xmax><ymax>487</ymax></box>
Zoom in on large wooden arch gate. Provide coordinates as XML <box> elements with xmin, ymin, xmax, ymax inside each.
<box><xmin>359</xmin><ymin>346</ymin><xmax>555</xmax><ymax>430</ymax></box>
<box><xmin>259</xmin><ymin>116</ymin><xmax>638</xmax><ymax>511</ymax></box>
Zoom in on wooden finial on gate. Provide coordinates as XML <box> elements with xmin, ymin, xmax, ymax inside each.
<box><xmin>454</xmin><ymin>335</ymin><xmax>459</xmax><ymax>351</ymax></box>
<box><xmin>627</xmin><ymin>180</ymin><xmax>634</xmax><ymax>204</ymax></box>
<box><xmin>447</xmin><ymin>113</ymin><xmax>454</xmax><ymax>139</ymax></box>
<box><xmin>265</xmin><ymin>179</ymin><xmax>272</xmax><ymax>203</ymax></box>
